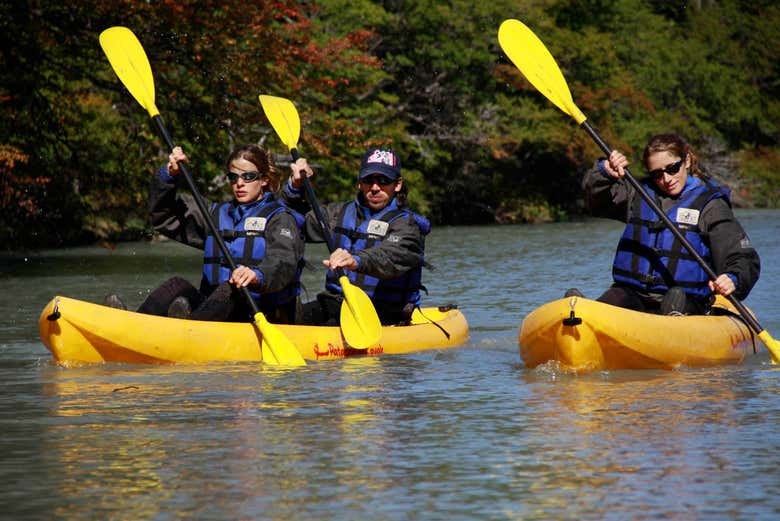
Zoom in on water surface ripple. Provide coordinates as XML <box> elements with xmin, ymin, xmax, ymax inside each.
<box><xmin>1</xmin><ymin>210</ymin><xmax>779</xmax><ymax>520</ymax></box>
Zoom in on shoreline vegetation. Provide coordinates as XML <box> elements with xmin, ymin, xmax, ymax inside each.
<box><xmin>2</xmin><ymin>1</ymin><xmax>778</xmax><ymax>250</ymax></box>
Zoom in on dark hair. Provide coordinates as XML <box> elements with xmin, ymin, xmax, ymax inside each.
<box><xmin>642</xmin><ymin>133</ymin><xmax>704</xmax><ymax>178</ymax></box>
<box><xmin>225</xmin><ymin>144</ymin><xmax>281</xmax><ymax>191</ymax></box>
<box><xmin>395</xmin><ymin>181</ymin><xmax>408</xmax><ymax>206</ymax></box>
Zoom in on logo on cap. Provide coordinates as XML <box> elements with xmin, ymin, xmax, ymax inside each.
<box><xmin>365</xmin><ymin>150</ymin><xmax>397</xmax><ymax>168</ymax></box>
<box><xmin>359</xmin><ymin>148</ymin><xmax>401</xmax><ymax>179</ymax></box>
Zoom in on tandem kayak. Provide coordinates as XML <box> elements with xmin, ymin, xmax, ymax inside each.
<box><xmin>518</xmin><ymin>295</ymin><xmax>760</xmax><ymax>372</ymax></box>
<box><xmin>39</xmin><ymin>296</ymin><xmax>469</xmax><ymax>365</ymax></box>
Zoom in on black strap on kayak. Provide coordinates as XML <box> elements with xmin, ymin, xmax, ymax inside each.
<box><xmin>415</xmin><ymin>305</ymin><xmax>454</xmax><ymax>339</ymax></box>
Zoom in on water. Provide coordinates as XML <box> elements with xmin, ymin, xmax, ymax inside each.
<box><xmin>2</xmin><ymin>210</ymin><xmax>779</xmax><ymax>520</ymax></box>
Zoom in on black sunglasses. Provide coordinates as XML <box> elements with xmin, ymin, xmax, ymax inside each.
<box><xmin>648</xmin><ymin>155</ymin><xmax>686</xmax><ymax>180</ymax></box>
<box><xmin>227</xmin><ymin>171</ymin><xmax>261</xmax><ymax>183</ymax></box>
<box><xmin>360</xmin><ymin>175</ymin><xmax>395</xmax><ymax>187</ymax></box>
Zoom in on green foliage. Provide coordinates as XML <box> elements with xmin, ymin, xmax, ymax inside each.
<box><xmin>1</xmin><ymin>0</ymin><xmax>386</xmax><ymax>249</ymax></box>
<box><xmin>737</xmin><ymin>147</ymin><xmax>780</xmax><ymax>207</ymax></box>
<box><xmin>1</xmin><ymin>0</ymin><xmax>777</xmax><ymax>250</ymax></box>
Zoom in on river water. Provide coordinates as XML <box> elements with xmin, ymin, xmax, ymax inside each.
<box><xmin>2</xmin><ymin>209</ymin><xmax>779</xmax><ymax>520</ymax></box>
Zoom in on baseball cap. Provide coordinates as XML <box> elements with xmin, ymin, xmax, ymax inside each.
<box><xmin>358</xmin><ymin>148</ymin><xmax>401</xmax><ymax>180</ymax></box>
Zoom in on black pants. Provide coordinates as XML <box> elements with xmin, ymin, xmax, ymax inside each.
<box><xmin>597</xmin><ymin>283</ymin><xmax>711</xmax><ymax>315</ymax></box>
<box><xmin>301</xmin><ymin>292</ymin><xmax>414</xmax><ymax>326</ymax></box>
<box><xmin>137</xmin><ymin>276</ymin><xmax>203</xmax><ymax>317</ymax></box>
<box><xmin>138</xmin><ymin>276</ymin><xmax>298</xmax><ymax>323</ymax></box>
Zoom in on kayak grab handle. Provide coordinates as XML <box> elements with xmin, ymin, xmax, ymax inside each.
<box><xmin>46</xmin><ymin>298</ymin><xmax>60</xmax><ymax>321</ymax></box>
<box><xmin>562</xmin><ymin>297</ymin><xmax>582</xmax><ymax>326</ymax></box>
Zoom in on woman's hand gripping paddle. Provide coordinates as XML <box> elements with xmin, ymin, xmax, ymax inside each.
<box><xmin>498</xmin><ymin>18</ymin><xmax>780</xmax><ymax>364</ymax></box>
<box><xmin>99</xmin><ymin>27</ymin><xmax>305</xmax><ymax>366</ymax></box>
<box><xmin>258</xmin><ymin>95</ymin><xmax>382</xmax><ymax>349</ymax></box>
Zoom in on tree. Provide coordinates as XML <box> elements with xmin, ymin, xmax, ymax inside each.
<box><xmin>1</xmin><ymin>0</ymin><xmax>777</xmax><ymax>251</ymax></box>
<box><xmin>0</xmin><ymin>0</ymin><xmax>387</xmax><ymax>249</ymax></box>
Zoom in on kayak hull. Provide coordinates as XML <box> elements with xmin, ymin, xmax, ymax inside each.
<box><xmin>39</xmin><ymin>296</ymin><xmax>469</xmax><ymax>365</ymax></box>
<box><xmin>518</xmin><ymin>296</ymin><xmax>759</xmax><ymax>372</ymax></box>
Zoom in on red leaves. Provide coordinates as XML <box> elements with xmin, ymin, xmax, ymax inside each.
<box><xmin>0</xmin><ymin>145</ymin><xmax>49</xmax><ymax>217</ymax></box>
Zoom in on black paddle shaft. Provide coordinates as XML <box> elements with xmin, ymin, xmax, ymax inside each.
<box><xmin>289</xmin><ymin>148</ymin><xmax>348</xmax><ymax>279</ymax></box>
<box><xmin>580</xmin><ymin>121</ymin><xmax>765</xmax><ymax>334</ymax></box>
<box><xmin>152</xmin><ymin>115</ymin><xmax>261</xmax><ymax>315</ymax></box>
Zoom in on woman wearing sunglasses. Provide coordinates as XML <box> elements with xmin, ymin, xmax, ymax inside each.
<box><xmin>106</xmin><ymin>144</ymin><xmax>305</xmax><ymax>323</ymax></box>
<box><xmin>578</xmin><ymin>133</ymin><xmax>760</xmax><ymax>315</ymax></box>
<box><xmin>284</xmin><ymin>147</ymin><xmax>430</xmax><ymax>326</ymax></box>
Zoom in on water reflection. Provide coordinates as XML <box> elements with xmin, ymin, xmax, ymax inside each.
<box><xmin>512</xmin><ymin>367</ymin><xmax>778</xmax><ymax>518</ymax></box>
<box><xmin>3</xmin><ymin>210</ymin><xmax>780</xmax><ymax>520</ymax></box>
<box><xmin>39</xmin><ymin>364</ymin><xmax>308</xmax><ymax>519</ymax></box>
<box><xmin>38</xmin><ymin>359</ymin><xmax>427</xmax><ymax>519</ymax></box>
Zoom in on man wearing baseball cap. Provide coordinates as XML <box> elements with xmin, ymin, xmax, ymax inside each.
<box><xmin>284</xmin><ymin>147</ymin><xmax>430</xmax><ymax>326</ymax></box>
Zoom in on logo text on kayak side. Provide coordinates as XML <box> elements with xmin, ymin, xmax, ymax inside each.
<box><xmin>313</xmin><ymin>343</ymin><xmax>384</xmax><ymax>359</ymax></box>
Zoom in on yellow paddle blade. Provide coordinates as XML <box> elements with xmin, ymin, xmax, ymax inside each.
<box><xmin>254</xmin><ymin>312</ymin><xmax>306</xmax><ymax>366</ymax></box>
<box><xmin>260</xmin><ymin>339</ymin><xmax>279</xmax><ymax>365</ymax></box>
<box><xmin>99</xmin><ymin>26</ymin><xmax>159</xmax><ymax>117</ymax></box>
<box><xmin>498</xmin><ymin>19</ymin><xmax>587</xmax><ymax>124</ymax></box>
<box><xmin>758</xmin><ymin>330</ymin><xmax>780</xmax><ymax>365</ymax></box>
<box><xmin>258</xmin><ymin>95</ymin><xmax>300</xmax><ymax>152</ymax></box>
<box><xmin>338</xmin><ymin>276</ymin><xmax>382</xmax><ymax>349</ymax></box>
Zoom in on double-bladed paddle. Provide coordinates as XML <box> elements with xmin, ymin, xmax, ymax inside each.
<box><xmin>258</xmin><ymin>95</ymin><xmax>382</xmax><ymax>349</ymax></box>
<box><xmin>498</xmin><ymin>18</ymin><xmax>780</xmax><ymax>364</ymax></box>
<box><xmin>99</xmin><ymin>26</ymin><xmax>306</xmax><ymax>366</ymax></box>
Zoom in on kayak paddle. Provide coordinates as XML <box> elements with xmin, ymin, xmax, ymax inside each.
<box><xmin>498</xmin><ymin>18</ymin><xmax>780</xmax><ymax>364</ymax></box>
<box><xmin>258</xmin><ymin>94</ymin><xmax>382</xmax><ymax>349</ymax></box>
<box><xmin>99</xmin><ymin>26</ymin><xmax>306</xmax><ymax>366</ymax></box>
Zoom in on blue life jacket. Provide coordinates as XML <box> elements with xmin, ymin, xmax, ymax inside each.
<box><xmin>326</xmin><ymin>198</ymin><xmax>430</xmax><ymax>306</ymax></box>
<box><xmin>202</xmin><ymin>193</ymin><xmax>305</xmax><ymax>307</ymax></box>
<box><xmin>612</xmin><ymin>176</ymin><xmax>730</xmax><ymax>298</ymax></box>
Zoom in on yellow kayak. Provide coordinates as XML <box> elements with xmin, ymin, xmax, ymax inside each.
<box><xmin>39</xmin><ymin>296</ymin><xmax>469</xmax><ymax>366</ymax></box>
<box><xmin>518</xmin><ymin>295</ymin><xmax>759</xmax><ymax>372</ymax></box>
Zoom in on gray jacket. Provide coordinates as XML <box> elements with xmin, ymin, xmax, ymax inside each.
<box><xmin>148</xmin><ymin>168</ymin><xmax>304</xmax><ymax>295</ymax></box>
<box><xmin>583</xmin><ymin>161</ymin><xmax>760</xmax><ymax>300</ymax></box>
<box><xmin>280</xmin><ymin>181</ymin><xmax>425</xmax><ymax>281</ymax></box>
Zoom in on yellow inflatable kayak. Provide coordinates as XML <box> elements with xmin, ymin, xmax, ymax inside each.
<box><xmin>39</xmin><ymin>296</ymin><xmax>469</xmax><ymax>366</ymax></box>
<box><xmin>518</xmin><ymin>295</ymin><xmax>759</xmax><ymax>372</ymax></box>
